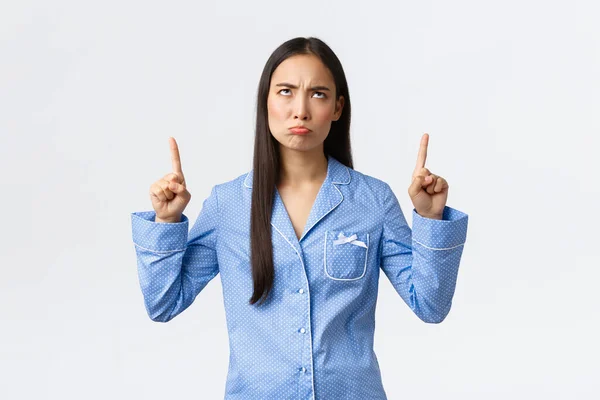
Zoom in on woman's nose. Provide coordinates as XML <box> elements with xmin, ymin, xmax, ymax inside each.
<box><xmin>293</xmin><ymin>97</ymin><xmax>309</xmax><ymax>120</ymax></box>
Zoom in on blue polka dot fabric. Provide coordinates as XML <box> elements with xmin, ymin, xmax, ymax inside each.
<box><xmin>131</xmin><ymin>154</ymin><xmax>469</xmax><ymax>399</ymax></box>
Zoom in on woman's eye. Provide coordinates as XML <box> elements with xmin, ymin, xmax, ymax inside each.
<box><xmin>277</xmin><ymin>89</ymin><xmax>326</xmax><ymax>98</ymax></box>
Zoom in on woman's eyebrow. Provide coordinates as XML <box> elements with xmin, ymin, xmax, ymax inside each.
<box><xmin>275</xmin><ymin>82</ymin><xmax>331</xmax><ymax>91</ymax></box>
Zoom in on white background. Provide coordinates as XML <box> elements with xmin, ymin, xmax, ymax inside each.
<box><xmin>1</xmin><ymin>0</ymin><xmax>599</xmax><ymax>398</ymax></box>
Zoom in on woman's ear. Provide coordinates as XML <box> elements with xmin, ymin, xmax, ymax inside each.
<box><xmin>332</xmin><ymin>96</ymin><xmax>345</xmax><ymax>121</ymax></box>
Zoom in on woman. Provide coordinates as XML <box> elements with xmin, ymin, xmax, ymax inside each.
<box><xmin>131</xmin><ymin>36</ymin><xmax>468</xmax><ymax>400</ymax></box>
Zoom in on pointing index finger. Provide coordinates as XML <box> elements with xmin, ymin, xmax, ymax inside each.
<box><xmin>414</xmin><ymin>133</ymin><xmax>429</xmax><ymax>173</ymax></box>
<box><xmin>169</xmin><ymin>137</ymin><xmax>185</xmax><ymax>183</ymax></box>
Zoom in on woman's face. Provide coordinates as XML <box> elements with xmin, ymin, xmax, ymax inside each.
<box><xmin>267</xmin><ymin>54</ymin><xmax>344</xmax><ymax>154</ymax></box>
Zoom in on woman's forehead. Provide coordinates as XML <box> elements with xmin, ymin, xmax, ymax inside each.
<box><xmin>271</xmin><ymin>54</ymin><xmax>333</xmax><ymax>85</ymax></box>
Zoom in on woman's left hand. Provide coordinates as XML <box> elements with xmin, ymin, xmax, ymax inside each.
<box><xmin>408</xmin><ymin>133</ymin><xmax>449</xmax><ymax>220</ymax></box>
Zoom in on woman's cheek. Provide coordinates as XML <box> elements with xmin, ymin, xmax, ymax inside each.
<box><xmin>270</xmin><ymin>106</ymin><xmax>288</xmax><ymax>130</ymax></box>
<box><xmin>313</xmin><ymin>105</ymin><xmax>335</xmax><ymax>125</ymax></box>
<box><xmin>268</xmin><ymin>98</ymin><xmax>286</xmax><ymax>119</ymax></box>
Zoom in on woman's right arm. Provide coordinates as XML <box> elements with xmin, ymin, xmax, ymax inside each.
<box><xmin>129</xmin><ymin>137</ymin><xmax>219</xmax><ymax>322</ymax></box>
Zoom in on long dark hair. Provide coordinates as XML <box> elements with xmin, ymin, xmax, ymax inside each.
<box><xmin>249</xmin><ymin>37</ymin><xmax>353</xmax><ymax>305</ymax></box>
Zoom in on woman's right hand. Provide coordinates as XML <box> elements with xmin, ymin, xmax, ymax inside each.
<box><xmin>149</xmin><ymin>137</ymin><xmax>191</xmax><ymax>223</ymax></box>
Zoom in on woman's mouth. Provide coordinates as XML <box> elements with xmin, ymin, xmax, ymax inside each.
<box><xmin>289</xmin><ymin>127</ymin><xmax>311</xmax><ymax>135</ymax></box>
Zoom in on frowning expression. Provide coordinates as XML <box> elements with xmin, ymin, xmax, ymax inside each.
<box><xmin>267</xmin><ymin>54</ymin><xmax>344</xmax><ymax>153</ymax></box>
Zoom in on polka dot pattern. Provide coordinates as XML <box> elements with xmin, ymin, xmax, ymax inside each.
<box><xmin>130</xmin><ymin>154</ymin><xmax>469</xmax><ymax>399</ymax></box>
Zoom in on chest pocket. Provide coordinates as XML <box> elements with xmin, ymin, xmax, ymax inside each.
<box><xmin>324</xmin><ymin>230</ymin><xmax>370</xmax><ymax>281</ymax></box>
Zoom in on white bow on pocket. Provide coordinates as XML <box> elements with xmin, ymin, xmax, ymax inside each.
<box><xmin>332</xmin><ymin>232</ymin><xmax>367</xmax><ymax>248</ymax></box>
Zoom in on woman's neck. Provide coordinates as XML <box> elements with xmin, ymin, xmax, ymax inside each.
<box><xmin>278</xmin><ymin>147</ymin><xmax>328</xmax><ymax>189</ymax></box>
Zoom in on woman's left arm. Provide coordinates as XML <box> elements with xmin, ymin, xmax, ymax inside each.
<box><xmin>379</xmin><ymin>133</ymin><xmax>469</xmax><ymax>323</ymax></box>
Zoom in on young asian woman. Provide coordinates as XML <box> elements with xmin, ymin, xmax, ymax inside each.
<box><xmin>131</xmin><ymin>36</ymin><xmax>469</xmax><ymax>400</ymax></box>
